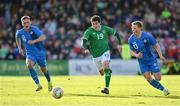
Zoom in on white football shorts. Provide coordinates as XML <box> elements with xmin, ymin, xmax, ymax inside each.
<box><xmin>93</xmin><ymin>50</ymin><xmax>110</xmax><ymax>70</ymax></box>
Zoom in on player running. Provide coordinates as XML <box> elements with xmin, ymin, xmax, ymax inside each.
<box><xmin>15</xmin><ymin>16</ymin><xmax>53</xmax><ymax>92</ymax></box>
<box><xmin>128</xmin><ymin>21</ymin><xmax>170</xmax><ymax>96</ymax></box>
<box><xmin>81</xmin><ymin>15</ymin><xmax>122</xmax><ymax>94</ymax></box>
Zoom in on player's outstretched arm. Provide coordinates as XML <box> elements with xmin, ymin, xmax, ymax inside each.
<box><xmin>28</xmin><ymin>35</ymin><xmax>46</xmax><ymax>45</ymax></box>
<box><xmin>81</xmin><ymin>38</ymin><xmax>89</xmax><ymax>49</ymax></box>
<box><xmin>154</xmin><ymin>43</ymin><xmax>166</xmax><ymax>62</ymax></box>
<box><xmin>130</xmin><ymin>50</ymin><xmax>142</xmax><ymax>59</ymax></box>
<box><xmin>114</xmin><ymin>32</ymin><xmax>122</xmax><ymax>53</ymax></box>
<box><xmin>15</xmin><ymin>37</ymin><xmax>24</xmax><ymax>56</ymax></box>
<box><xmin>81</xmin><ymin>38</ymin><xmax>90</xmax><ymax>54</ymax></box>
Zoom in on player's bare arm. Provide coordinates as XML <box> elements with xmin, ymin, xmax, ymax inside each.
<box><xmin>154</xmin><ymin>43</ymin><xmax>166</xmax><ymax>62</ymax></box>
<box><xmin>15</xmin><ymin>37</ymin><xmax>24</xmax><ymax>56</ymax></box>
<box><xmin>114</xmin><ymin>32</ymin><xmax>122</xmax><ymax>53</ymax></box>
<box><xmin>130</xmin><ymin>50</ymin><xmax>142</xmax><ymax>59</ymax></box>
<box><xmin>81</xmin><ymin>38</ymin><xmax>90</xmax><ymax>54</ymax></box>
<box><xmin>28</xmin><ymin>35</ymin><xmax>46</xmax><ymax>45</ymax></box>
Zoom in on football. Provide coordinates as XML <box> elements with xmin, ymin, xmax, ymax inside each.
<box><xmin>51</xmin><ymin>87</ymin><xmax>64</xmax><ymax>99</ymax></box>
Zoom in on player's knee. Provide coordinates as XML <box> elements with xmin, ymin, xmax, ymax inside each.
<box><xmin>26</xmin><ymin>60</ymin><xmax>34</xmax><ymax>69</ymax></box>
<box><xmin>155</xmin><ymin>77</ymin><xmax>161</xmax><ymax>81</ymax></box>
<box><xmin>145</xmin><ymin>77</ymin><xmax>153</xmax><ymax>83</ymax></box>
<box><xmin>103</xmin><ymin>62</ymin><xmax>109</xmax><ymax>69</ymax></box>
<box><xmin>26</xmin><ymin>63</ymin><xmax>33</xmax><ymax>69</ymax></box>
<box><xmin>41</xmin><ymin>67</ymin><xmax>47</xmax><ymax>73</ymax></box>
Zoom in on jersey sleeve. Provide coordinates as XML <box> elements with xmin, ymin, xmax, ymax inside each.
<box><xmin>128</xmin><ymin>37</ymin><xmax>135</xmax><ymax>51</ymax></box>
<box><xmin>82</xmin><ymin>29</ymin><xmax>90</xmax><ymax>40</ymax></box>
<box><xmin>33</xmin><ymin>26</ymin><xmax>43</xmax><ymax>37</ymax></box>
<box><xmin>15</xmin><ymin>30</ymin><xmax>21</xmax><ymax>38</ymax></box>
<box><xmin>148</xmin><ymin>33</ymin><xmax>157</xmax><ymax>46</ymax></box>
<box><xmin>105</xmin><ymin>26</ymin><xmax>116</xmax><ymax>36</ymax></box>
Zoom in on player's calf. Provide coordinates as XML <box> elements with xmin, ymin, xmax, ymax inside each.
<box><xmin>99</xmin><ymin>69</ymin><xmax>104</xmax><ymax>76</ymax></box>
<box><xmin>48</xmin><ymin>82</ymin><xmax>53</xmax><ymax>92</ymax></box>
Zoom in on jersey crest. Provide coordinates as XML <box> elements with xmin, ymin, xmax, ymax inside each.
<box><xmin>143</xmin><ymin>39</ymin><xmax>147</xmax><ymax>43</ymax></box>
<box><xmin>30</xmin><ymin>31</ymin><xmax>33</xmax><ymax>35</ymax></box>
<box><xmin>92</xmin><ymin>32</ymin><xmax>96</xmax><ymax>35</ymax></box>
<box><xmin>102</xmin><ymin>30</ymin><xmax>106</xmax><ymax>33</ymax></box>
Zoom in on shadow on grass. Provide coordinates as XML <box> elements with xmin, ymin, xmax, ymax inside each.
<box><xmin>131</xmin><ymin>94</ymin><xmax>180</xmax><ymax>99</ymax></box>
<box><xmin>66</xmin><ymin>93</ymin><xmax>130</xmax><ymax>98</ymax></box>
<box><xmin>66</xmin><ymin>93</ymin><xmax>180</xmax><ymax>100</ymax></box>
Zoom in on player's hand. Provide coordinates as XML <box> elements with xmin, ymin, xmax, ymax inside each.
<box><xmin>117</xmin><ymin>45</ymin><xmax>122</xmax><ymax>53</ymax></box>
<box><xmin>84</xmin><ymin>49</ymin><xmax>90</xmax><ymax>54</ymax></box>
<box><xmin>28</xmin><ymin>40</ymin><xmax>35</xmax><ymax>45</ymax></box>
<box><xmin>136</xmin><ymin>52</ymin><xmax>143</xmax><ymax>59</ymax></box>
<box><xmin>19</xmin><ymin>48</ymin><xmax>24</xmax><ymax>56</ymax></box>
<box><xmin>160</xmin><ymin>55</ymin><xmax>166</xmax><ymax>62</ymax></box>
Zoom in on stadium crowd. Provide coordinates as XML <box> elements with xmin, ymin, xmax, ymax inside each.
<box><xmin>0</xmin><ymin>0</ymin><xmax>179</xmax><ymax>63</ymax></box>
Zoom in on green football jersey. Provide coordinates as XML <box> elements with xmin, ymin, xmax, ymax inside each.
<box><xmin>83</xmin><ymin>25</ymin><xmax>116</xmax><ymax>57</ymax></box>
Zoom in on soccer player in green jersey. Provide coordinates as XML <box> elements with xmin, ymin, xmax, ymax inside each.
<box><xmin>81</xmin><ymin>15</ymin><xmax>122</xmax><ymax>94</ymax></box>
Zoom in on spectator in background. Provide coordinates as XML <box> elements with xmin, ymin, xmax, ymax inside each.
<box><xmin>0</xmin><ymin>0</ymin><xmax>179</xmax><ymax>63</ymax></box>
<box><xmin>161</xmin><ymin>8</ymin><xmax>171</xmax><ymax>19</ymax></box>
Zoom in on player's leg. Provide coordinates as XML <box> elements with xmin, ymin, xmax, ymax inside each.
<box><xmin>101</xmin><ymin>51</ymin><xmax>111</xmax><ymax>94</ymax></box>
<box><xmin>37</xmin><ymin>56</ymin><xmax>53</xmax><ymax>91</ymax></box>
<box><xmin>153</xmin><ymin>72</ymin><xmax>161</xmax><ymax>81</ymax></box>
<box><xmin>101</xmin><ymin>60</ymin><xmax>111</xmax><ymax>94</ymax></box>
<box><xmin>142</xmin><ymin>60</ymin><xmax>170</xmax><ymax>96</ymax></box>
<box><xmin>151</xmin><ymin>59</ymin><xmax>170</xmax><ymax>95</ymax></box>
<box><xmin>26</xmin><ymin>55</ymin><xmax>42</xmax><ymax>91</ymax></box>
<box><xmin>140</xmin><ymin>62</ymin><xmax>165</xmax><ymax>93</ymax></box>
<box><xmin>153</xmin><ymin>72</ymin><xmax>170</xmax><ymax>96</ymax></box>
<box><xmin>144</xmin><ymin>72</ymin><xmax>167</xmax><ymax>93</ymax></box>
<box><xmin>93</xmin><ymin>57</ymin><xmax>109</xmax><ymax>94</ymax></box>
<box><xmin>93</xmin><ymin>57</ymin><xmax>104</xmax><ymax>76</ymax></box>
<box><xmin>40</xmin><ymin>67</ymin><xmax>53</xmax><ymax>91</ymax></box>
<box><xmin>143</xmin><ymin>72</ymin><xmax>165</xmax><ymax>92</ymax></box>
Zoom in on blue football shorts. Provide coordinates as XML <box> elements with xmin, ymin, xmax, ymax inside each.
<box><xmin>138</xmin><ymin>59</ymin><xmax>160</xmax><ymax>74</ymax></box>
<box><xmin>26</xmin><ymin>55</ymin><xmax>46</xmax><ymax>67</ymax></box>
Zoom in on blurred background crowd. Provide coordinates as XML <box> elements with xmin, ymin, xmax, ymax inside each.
<box><xmin>0</xmin><ymin>0</ymin><xmax>179</xmax><ymax>62</ymax></box>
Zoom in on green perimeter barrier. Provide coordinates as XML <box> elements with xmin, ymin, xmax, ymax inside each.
<box><xmin>0</xmin><ymin>60</ymin><xmax>68</xmax><ymax>76</ymax></box>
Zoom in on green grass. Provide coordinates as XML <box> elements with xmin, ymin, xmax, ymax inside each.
<box><xmin>0</xmin><ymin>75</ymin><xmax>180</xmax><ymax>106</ymax></box>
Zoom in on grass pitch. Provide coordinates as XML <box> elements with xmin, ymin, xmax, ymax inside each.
<box><xmin>0</xmin><ymin>75</ymin><xmax>180</xmax><ymax>106</ymax></box>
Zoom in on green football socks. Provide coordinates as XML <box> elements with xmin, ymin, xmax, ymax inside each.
<box><xmin>104</xmin><ymin>68</ymin><xmax>112</xmax><ymax>89</ymax></box>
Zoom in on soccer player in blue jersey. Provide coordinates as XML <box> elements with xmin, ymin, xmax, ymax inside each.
<box><xmin>15</xmin><ymin>16</ymin><xmax>53</xmax><ymax>92</ymax></box>
<box><xmin>128</xmin><ymin>21</ymin><xmax>170</xmax><ymax>96</ymax></box>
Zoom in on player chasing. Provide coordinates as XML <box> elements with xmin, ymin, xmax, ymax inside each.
<box><xmin>81</xmin><ymin>15</ymin><xmax>122</xmax><ymax>94</ymax></box>
<box><xmin>15</xmin><ymin>16</ymin><xmax>53</xmax><ymax>92</ymax></box>
<box><xmin>128</xmin><ymin>21</ymin><xmax>170</xmax><ymax>96</ymax></box>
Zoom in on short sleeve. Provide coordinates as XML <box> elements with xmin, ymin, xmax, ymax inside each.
<box><xmin>15</xmin><ymin>30</ymin><xmax>20</xmax><ymax>38</ymax></box>
<box><xmin>105</xmin><ymin>26</ymin><xmax>116</xmax><ymax>36</ymax></box>
<box><xmin>33</xmin><ymin>26</ymin><xmax>43</xmax><ymax>37</ymax></box>
<box><xmin>128</xmin><ymin>36</ymin><xmax>135</xmax><ymax>51</ymax></box>
<box><xmin>82</xmin><ymin>29</ymin><xmax>90</xmax><ymax>40</ymax></box>
<box><xmin>148</xmin><ymin>33</ymin><xmax>157</xmax><ymax>46</ymax></box>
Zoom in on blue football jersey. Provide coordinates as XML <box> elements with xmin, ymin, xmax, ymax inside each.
<box><xmin>128</xmin><ymin>31</ymin><xmax>157</xmax><ymax>63</ymax></box>
<box><xmin>15</xmin><ymin>25</ymin><xmax>46</xmax><ymax>56</ymax></box>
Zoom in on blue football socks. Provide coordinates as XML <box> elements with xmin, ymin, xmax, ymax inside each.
<box><xmin>28</xmin><ymin>68</ymin><xmax>40</xmax><ymax>85</ymax></box>
<box><xmin>44</xmin><ymin>70</ymin><xmax>51</xmax><ymax>82</ymax></box>
<box><xmin>150</xmin><ymin>79</ymin><xmax>164</xmax><ymax>91</ymax></box>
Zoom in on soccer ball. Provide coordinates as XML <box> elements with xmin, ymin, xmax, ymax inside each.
<box><xmin>51</xmin><ymin>87</ymin><xmax>64</xmax><ymax>99</ymax></box>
